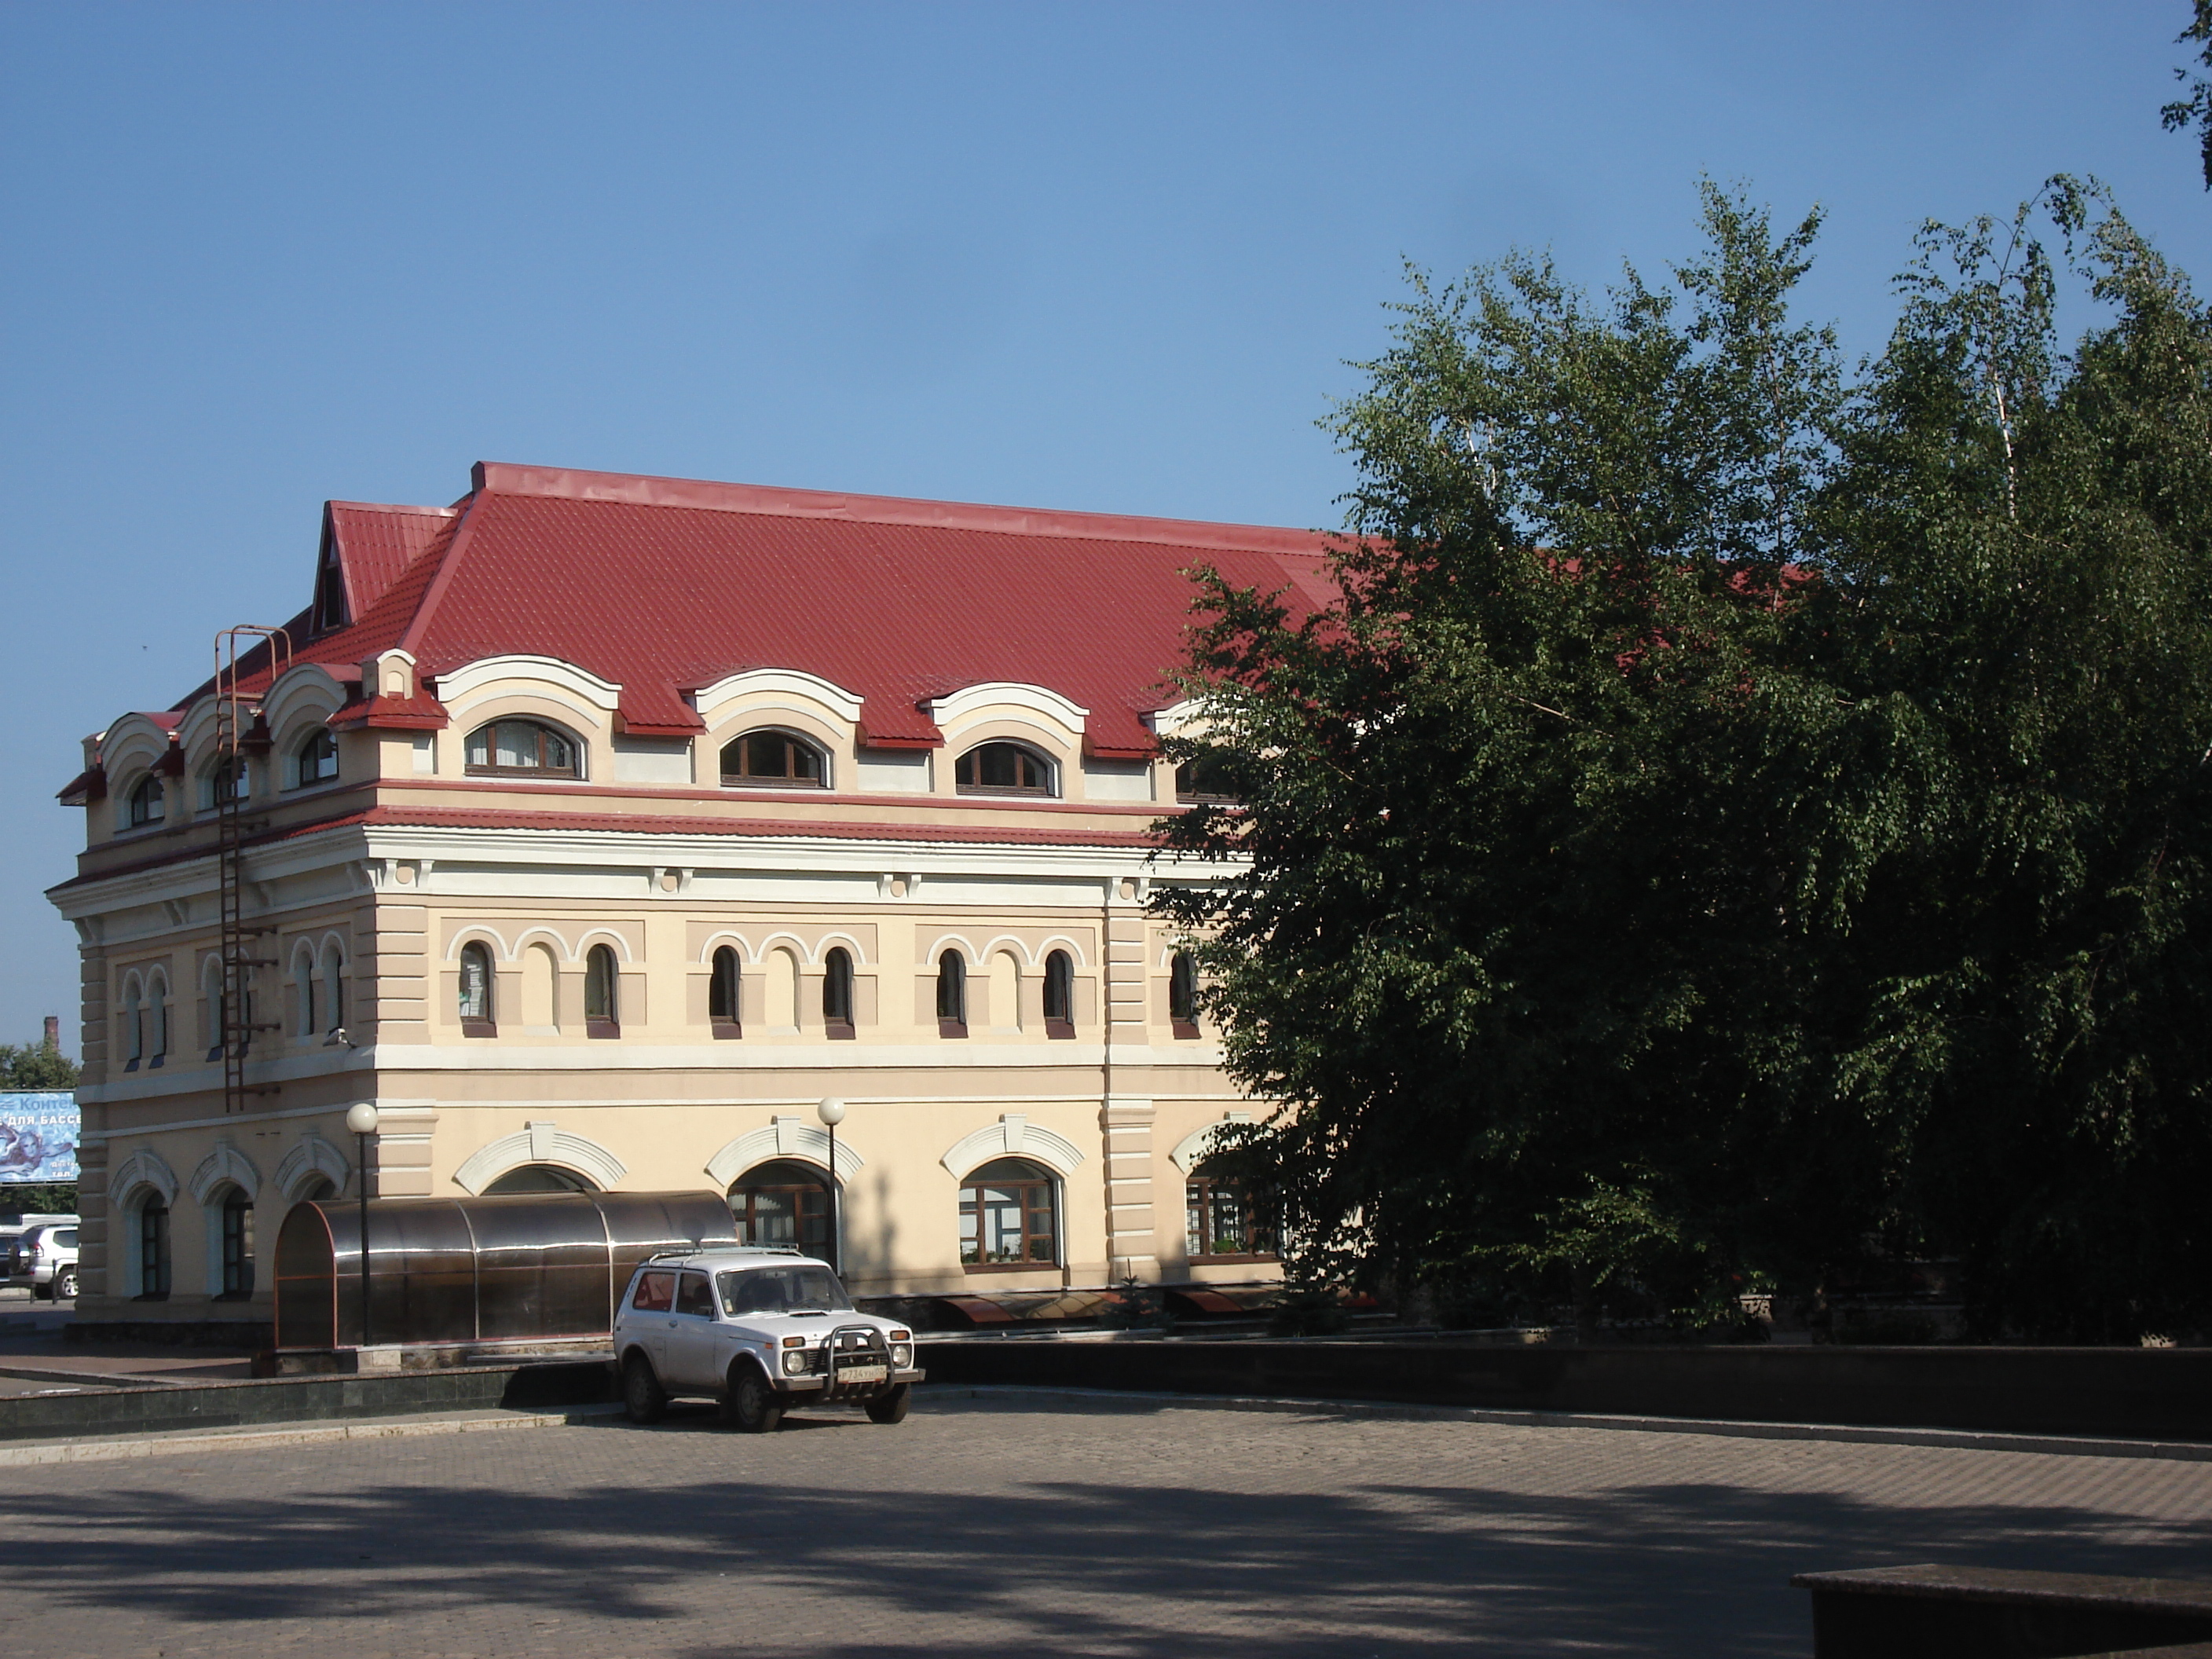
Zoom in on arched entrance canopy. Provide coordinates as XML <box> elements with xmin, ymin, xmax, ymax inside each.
<box><xmin>273</xmin><ymin>1190</ymin><xmax>736</xmax><ymax>1350</ymax></box>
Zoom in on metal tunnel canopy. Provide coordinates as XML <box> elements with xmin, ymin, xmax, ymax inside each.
<box><xmin>274</xmin><ymin>1191</ymin><xmax>738</xmax><ymax>1350</ymax></box>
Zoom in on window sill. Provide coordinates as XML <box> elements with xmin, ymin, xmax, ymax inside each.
<box><xmin>720</xmin><ymin>777</ymin><xmax>828</xmax><ymax>790</ymax></box>
<box><xmin>938</xmin><ymin>1019</ymin><xmax>969</xmax><ymax>1038</ymax></box>
<box><xmin>826</xmin><ymin>1022</ymin><xmax>856</xmax><ymax>1042</ymax></box>
<box><xmin>464</xmin><ymin>767</ymin><xmax>583</xmax><ymax>781</ymax></box>
<box><xmin>954</xmin><ymin>786</ymin><xmax>1056</xmax><ymax>798</ymax></box>
<box><xmin>1170</xmin><ymin>1020</ymin><xmax>1201</xmax><ymax>1040</ymax></box>
<box><xmin>961</xmin><ymin>1261</ymin><xmax>1060</xmax><ymax>1274</ymax></box>
<box><xmin>710</xmin><ymin>1021</ymin><xmax>743</xmax><ymax>1041</ymax></box>
<box><xmin>586</xmin><ymin>1020</ymin><xmax>621</xmax><ymax>1040</ymax></box>
<box><xmin>460</xmin><ymin>1020</ymin><xmax>497</xmax><ymax>1038</ymax></box>
<box><xmin>1045</xmin><ymin>1020</ymin><xmax>1075</xmax><ymax>1040</ymax></box>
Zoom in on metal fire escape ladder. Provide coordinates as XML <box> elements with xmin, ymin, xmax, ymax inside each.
<box><xmin>214</xmin><ymin>626</ymin><xmax>291</xmax><ymax>1115</ymax></box>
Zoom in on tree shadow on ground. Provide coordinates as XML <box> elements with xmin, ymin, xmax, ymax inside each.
<box><xmin>8</xmin><ymin>1400</ymin><xmax>2210</xmax><ymax>1657</ymax></box>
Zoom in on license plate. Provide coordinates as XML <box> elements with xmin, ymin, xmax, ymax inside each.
<box><xmin>838</xmin><ymin>1364</ymin><xmax>888</xmax><ymax>1386</ymax></box>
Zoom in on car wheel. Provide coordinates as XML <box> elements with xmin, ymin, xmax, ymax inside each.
<box><xmin>621</xmin><ymin>1351</ymin><xmax>668</xmax><ymax>1425</ymax></box>
<box><xmin>723</xmin><ymin>1364</ymin><xmax>783</xmax><ymax>1434</ymax></box>
<box><xmin>53</xmin><ymin>1267</ymin><xmax>78</xmax><ymax>1301</ymax></box>
<box><xmin>865</xmin><ymin>1383</ymin><xmax>911</xmax><ymax>1425</ymax></box>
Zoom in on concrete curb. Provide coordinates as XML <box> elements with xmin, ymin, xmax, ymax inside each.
<box><xmin>0</xmin><ymin>1403</ymin><xmax>629</xmax><ymax>1468</ymax></box>
<box><xmin>929</xmin><ymin>1383</ymin><xmax>2212</xmax><ymax>1463</ymax></box>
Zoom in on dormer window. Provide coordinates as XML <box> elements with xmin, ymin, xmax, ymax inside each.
<box><xmin>1175</xmin><ymin>753</ymin><xmax>1236</xmax><ymax>804</ymax></box>
<box><xmin>465</xmin><ymin>720</ymin><xmax>580</xmax><ymax>778</ymax></box>
<box><xmin>126</xmin><ymin>775</ymin><xmax>166</xmax><ymax>828</ymax></box>
<box><xmin>200</xmin><ymin>756</ymin><xmax>247</xmax><ymax>811</ymax></box>
<box><xmin>955</xmin><ymin>742</ymin><xmax>1054</xmax><ymax>797</ymax></box>
<box><xmin>720</xmin><ymin>730</ymin><xmax>826</xmax><ymax>788</ymax></box>
<box><xmin>296</xmin><ymin>729</ymin><xmax>339</xmax><ymax>786</ymax></box>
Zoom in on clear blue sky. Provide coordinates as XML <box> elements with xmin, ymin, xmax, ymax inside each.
<box><xmin>4</xmin><ymin>2</ymin><xmax>2207</xmax><ymax>1048</ymax></box>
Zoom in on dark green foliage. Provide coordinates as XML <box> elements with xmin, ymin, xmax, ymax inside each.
<box><xmin>1157</xmin><ymin>179</ymin><xmax>2212</xmax><ymax>1342</ymax></box>
<box><xmin>2163</xmin><ymin>1</ymin><xmax>2212</xmax><ymax>190</ymax></box>
<box><xmin>0</xmin><ymin>1184</ymin><xmax>77</xmax><ymax>1219</ymax></box>
<box><xmin>0</xmin><ymin>1038</ymin><xmax>77</xmax><ymax>1092</ymax></box>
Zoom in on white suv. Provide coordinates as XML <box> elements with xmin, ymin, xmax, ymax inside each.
<box><xmin>613</xmin><ymin>1247</ymin><xmax>924</xmax><ymax>1432</ymax></box>
<box><xmin>7</xmin><ymin>1221</ymin><xmax>80</xmax><ymax>1301</ymax></box>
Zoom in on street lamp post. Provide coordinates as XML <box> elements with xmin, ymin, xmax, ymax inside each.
<box><xmin>344</xmin><ymin>1102</ymin><xmax>379</xmax><ymax>1346</ymax></box>
<box><xmin>816</xmin><ymin>1098</ymin><xmax>845</xmax><ymax>1276</ymax></box>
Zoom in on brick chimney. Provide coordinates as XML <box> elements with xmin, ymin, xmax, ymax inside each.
<box><xmin>42</xmin><ymin>1015</ymin><xmax>58</xmax><ymax>1053</ymax></box>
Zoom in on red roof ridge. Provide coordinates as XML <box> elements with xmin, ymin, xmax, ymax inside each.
<box><xmin>326</xmin><ymin>499</ymin><xmax>460</xmax><ymax>518</ymax></box>
<box><xmin>468</xmin><ymin>460</ymin><xmax>1339</xmax><ymax>559</ymax></box>
<box><xmin>395</xmin><ymin>489</ymin><xmax>491</xmax><ymax>662</ymax></box>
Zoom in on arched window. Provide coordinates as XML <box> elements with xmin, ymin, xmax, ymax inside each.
<box><xmin>218</xmin><ymin>1189</ymin><xmax>255</xmax><ymax>1297</ymax></box>
<box><xmin>464</xmin><ymin>720</ymin><xmax>580</xmax><ymax>778</ymax></box>
<box><xmin>320</xmin><ymin>944</ymin><xmax>345</xmax><ymax>1035</ymax></box>
<box><xmin>1187</xmin><ymin>1176</ymin><xmax>1275</xmax><ymax>1261</ymax></box>
<box><xmin>822</xmin><ymin>947</ymin><xmax>855</xmax><ymax>1037</ymax></box>
<box><xmin>295</xmin><ymin>728</ymin><xmax>339</xmax><ymax>786</ymax></box>
<box><xmin>959</xmin><ymin>1157</ymin><xmax>1057</xmax><ymax>1268</ymax></box>
<box><xmin>126</xmin><ymin>774</ymin><xmax>165</xmax><ymax>828</ymax></box>
<box><xmin>954</xmin><ymin>742</ymin><xmax>1053</xmax><ymax>797</ymax></box>
<box><xmin>203</xmin><ymin>958</ymin><xmax>226</xmax><ymax>1060</ymax></box>
<box><xmin>1170</xmin><ymin>950</ymin><xmax>1200</xmax><ymax>1037</ymax></box>
<box><xmin>727</xmin><ymin>1159</ymin><xmax>832</xmax><ymax>1249</ymax></box>
<box><xmin>1043</xmin><ymin>950</ymin><xmax>1075</xmax><ymax>1038</ymax></box>
<box><xmin>1174</xmin><ymin>753</ymin><xmax>1236</xmax><ymax>804</ymax></box>
<box><xmin>297</xmin><ymin>1174</ymin><xmax>338</xmax><ymax>1202</ymax></box>
<box><xmin>458</xmin><ymin>942</ymin><xmax>496</xmax><ymax>1035</ymax></box>
<box><xmin>720</xmin><ymin>730</ymin><xmax>826</xmax><ymax>788</ymax></box>
<box><xmin>121</xmin><ymin>979</ymin><xmax>143</xmax><ymax>1070</ymax></box>
<box><xmin>200</xmin><ymin>756</ymin><xmax>247</xmax><ymax>811</ymax></box>
<box><xmin>484</xmin><ymin>1163</ymin><xmax>595</xmax><ymax>1194</ymax></box>
<box><xmin>295</xmin><ymin>950</ymin><xmax>317</xmax><ymax>1039</ymax></box>
<box><xmin>709</xmin><ymin>946</ymin><xmax>742</xmax><ymax>1038</ymax></box>
<box><xmin>584</xmin><ymin>944</ymin><xmax>620</xmax><ymax>1037</ymax></box>
<box><xmin>146</xmin><ymin>973</ymin><xmax>168</xmax><ymax>1065</ymax></box>
<box><xmin>936</xmin><ymin>950</ymin><xmax>967</xmax><ymax>1037</ymax></box>
<box><xmin>137</xmin><ymin>1198</ymin><xmax>171</xmax><ymax>1299</ymax></box>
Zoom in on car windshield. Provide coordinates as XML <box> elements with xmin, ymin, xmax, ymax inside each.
<box><xmin>716</xmin><ymin>1266</ymin><xmax>852</xmax><ymax>1316</ymax></box>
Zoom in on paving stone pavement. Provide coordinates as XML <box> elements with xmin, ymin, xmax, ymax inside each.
<box><xmin>4</xmin><ymin>1391</ymin><xmax>2210</xmax><ymax>1657</ymax></box>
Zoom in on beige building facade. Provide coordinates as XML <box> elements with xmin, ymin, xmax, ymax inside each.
<box><xmin>49</xmin><ymin>463</ymin><xmax>1324</xmax><ymax>1331</ymax></box>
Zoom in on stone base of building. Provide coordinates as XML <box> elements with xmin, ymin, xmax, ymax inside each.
<box><xmin>64</xmin><ymin>1318</ymin><xmax>273</xmax><ymax>1349</ymax></box>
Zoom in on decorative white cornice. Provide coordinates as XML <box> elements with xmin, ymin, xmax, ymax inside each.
<box><xmin>925</xmin><ymin>683</ymin><xmax>1090</xmax><ymax>737</ymax></box>
<box><xmin>108</xmin><ymin>1147</ymin><xmax>179</xmax><ymax>1206</ymax></box>
<box><xmin>692</xmin><ymin>668</ymin><xmax>865</xmax><ymax>726</ymax></box>
<box><xmin>452</xmin><ymin>1119</ymin><xmax>628</xmax><ymax>1194</ymax></box>
<box><xmin>188</xmin><ymin>1141</ymin><xmax>262</xmax><ymax>1203</ymax></box>
<box><xmin>1167</xmin><ymin>1111</ymin><xmax>1254</xmax><ymax>1174</ymax></box>
<box><xmin>940</xmin><ymin>1112</ymin><xmax>1085</xmax><ymax>1178</ymax></box>
<box><xmin>705</xmin><ymin>1116</ymin><xmax>865</xmax><ymax>1188</ymax></box>
<box><xmin>434</xmin><ymin>654</ymin><xmax>622</xmax><ymax>713</ymax></box>
<box><xmin>272</xmin><ymin>1132</ymin><xmax>350</xmax><ymax>1201</ymax></box>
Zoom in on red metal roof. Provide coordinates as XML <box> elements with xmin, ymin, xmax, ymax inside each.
<box><xmin>185</xmin><ymin>462</ymin><xmax>1339</xmax><ymax>759</ymax></box>
<box><xmin>325</xmin><ymin>502</ymin><xmax>460</xmax><ymax>623</ymax></box>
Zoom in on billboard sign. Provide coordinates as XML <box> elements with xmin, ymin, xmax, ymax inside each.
<box><xmin>0</xmin><ymin>1093</ymin><xmax>78</xmax><ymax>1184</ymax></box>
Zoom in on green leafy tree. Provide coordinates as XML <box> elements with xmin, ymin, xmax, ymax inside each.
<box><xmin>0</xmin><ymin>1035</ymin><xmax>78</xmax><ymax>1092</ymax></box>
<box><xmin>2163</xmin><ymin>1</ymin><xmax>2212</xmax><ymax>190</ymax></box>
<box><xmin>1158</xmin><ymin>179</ymin><xmax>2212</xmax><ymax>1341</ymax></box>
<box><xmin>0</xmin><ymin>1032</ymin><xmax>79</xmax><ymax>1218</ymax></box>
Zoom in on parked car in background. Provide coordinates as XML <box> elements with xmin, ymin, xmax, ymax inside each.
<box><xmin>0</xmin><ymin>1214</ymin><xmax>74</xmax><ymax>1288</ymax></box>
<box><xmin>7</xmin><ymin>1219</ymin><xmax>80</xmax><ymax>1300</ymax></box>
